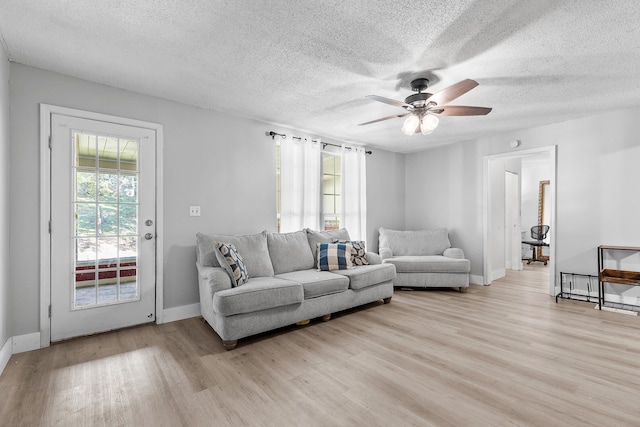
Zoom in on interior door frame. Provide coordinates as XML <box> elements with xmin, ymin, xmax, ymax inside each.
<box><xmin>504</xmin><ymin>170</ymin><xmax>522</xmax><ymax>271</ymax></box>
<box><xmin>39</xmin><ymin>104</ymin><xmax>164</xmax><ymax>347</ymax></box>
<box><xmin>482</xmin><ymin>145</ymin><xmax>557</xmax><ymax>295</ymax></box>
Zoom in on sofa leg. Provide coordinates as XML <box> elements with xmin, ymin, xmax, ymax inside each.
<box><xmin>383</xmin><ymin>297</ymin><xmax>392</xmax><ymax>304</ymax></box>
<box><xmin>321</xmin><ymin>314</ymin><xmax>331</xmax><ymax>322</ymax></box>
<box><xmin>222</xmin><ymin>340</ymin><xmax>238</xmax><ymax>351</ymax></box>
<box><xmin>459</xmin><ymin>287</ymin><xmax>468</xmax><ymax>293</ymax></box>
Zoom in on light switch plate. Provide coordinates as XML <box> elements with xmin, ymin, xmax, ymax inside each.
<box><xmin>189</xmin><ymin>205</ymin><xmax>201</xmax><ymax>217</ymax></box>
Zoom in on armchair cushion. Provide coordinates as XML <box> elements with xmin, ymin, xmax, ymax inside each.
<box><xmin>379</xmin><ymin>227</ymin><xmax>451</xmax><ymax>256</ymax></box>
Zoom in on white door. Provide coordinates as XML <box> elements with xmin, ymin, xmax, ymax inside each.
<box><xmin>504</xmin><ymin>171</ymin><xmax>522</xmax><ymax>271</ymax></box>
<box><xmin>50</xmin><ymin>114</ymin><xmax>156</xmax><ymax>341</ymax></box>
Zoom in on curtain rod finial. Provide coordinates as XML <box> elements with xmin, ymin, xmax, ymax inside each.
<box><xmin>266</xmin><ymin>131</ymin><xmax>286</xmax><ymax>140</ymax></box>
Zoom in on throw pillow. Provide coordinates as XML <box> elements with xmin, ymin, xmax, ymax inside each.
<box><xmin>214</xmin><ymin>242</ymin><xmax>249</xmax><ymax>287</ymax></box>
<box><xmin>333</xmin><ymin>239</ymin><xmax>370</xmax><ymax>266</ymax></box>
<box><xmin>316</xmin><ymin>242</ymin><xmax>353</xmax><ymax>271</ymax></box>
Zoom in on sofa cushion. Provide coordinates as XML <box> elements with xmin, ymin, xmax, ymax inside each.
<box><xmin>276</xmin><ymin>270</ymin><xmax>349</xmax><ymax>299</ymax></box>
<box><xmin>213</xmin><ymin>277</ymin><xmax>303</xmax><ymax>316</ymax></box>
<box><xmin>214</xmin><ymin>242</ymin><xmax>249</xmax><ymax>287</ymax></box>
<box><xmin>306</xmin><ymin>228</ymin><xmax>351</xmax><ymax>268</ymax></box>
<box><xmin>268</xmin><ymin>230</ymin><xmax>315</xmax><ymax>274</ymax></box>
<box><xmin>379</xmin><ymin>228</ymin><xmax>451</xmax><ymax>256</ymax></box>
<box><xmin>197</xmin><ymin>231</ymin><xmax>274</xmax><ymax>278</ymax></box>
<box><xmin>333</xmin><ymin>263</ymin><xmax>396</xmax><ymax>290</ymax></box>
<box><xmin>334</xmin><ymin>239</ymin><xmax>370</xmax><ymax>266</ymax></box>
<box><xmin>317</xmin><ymin>242</ymin><xmax>353</xmax><ymax>271</ymax></box>
<box><xmin>383</xmin><ymin>255</ymin><xmax>470</xmax><ymax>273</ymax></box>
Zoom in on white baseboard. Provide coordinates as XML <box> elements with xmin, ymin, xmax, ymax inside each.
<box><xmin>162</xmin><ymin>303</ymin><xmax>201</xmax><ymax>324</ymax></box>
<box><xmin>0</xmin><ymin>337</ymin><xmax>12</xmax><ymax>376</ymax></box>
<box><xmin>13</xmin><ymin>332</ymin><xmax>41</xmax><ymax>354</ymax></box>
<box><xmin>469</xmin><ymin>275</ymin><xmax>485</xmax><ymax>285</ymax></box>
<box><xmin>490</xmin><ymin>269</ymin><xmax>506</xmax><ymax>282</ymax></box>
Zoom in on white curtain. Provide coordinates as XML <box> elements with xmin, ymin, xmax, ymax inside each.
<box><xmin>341</xmin><ymin>145</ymin><xmax>367</xmax><ymax>241</ymax></box>
<box><xmin>280</xmin><ymin>137</ymin><xmax>321</xmax><ymax>232</ymax></box>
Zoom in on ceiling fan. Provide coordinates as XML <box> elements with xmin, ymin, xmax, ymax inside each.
<box><xmin>359</xmin><ymin>78</ymin><xmax>492</xmax><ymax>136</ymax></box>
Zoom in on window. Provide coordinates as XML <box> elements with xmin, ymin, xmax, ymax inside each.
<box><xmin>322</xmin><ymin>153</ymin><xmax>341</xmax><ymax>230</ymax></box>
<box><xmin>276</xmin><ymin>144</ymin><xmax>341</xmax><ymax>231</ymax></box>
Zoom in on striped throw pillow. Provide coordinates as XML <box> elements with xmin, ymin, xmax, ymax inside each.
<box><xmin>316</xmin><ymin>242</ymin><xmax>353</xmax><ymax>271</ymax></box>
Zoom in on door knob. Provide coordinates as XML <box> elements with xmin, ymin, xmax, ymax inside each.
<box><xmin>145</xmin><ymin>219</ymin><xmax>153</xmax><ymax>226</ymax></box>
<box><xmin>145</xmin><ymin>233</ymin><xmax>153</xmax><ymax>240</ymax></box>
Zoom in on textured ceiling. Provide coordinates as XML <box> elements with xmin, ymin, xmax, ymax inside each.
<box><xmin>1</xmin><ymin>1</ymin><xmax>640</xmax><ymax>153</ymax></box>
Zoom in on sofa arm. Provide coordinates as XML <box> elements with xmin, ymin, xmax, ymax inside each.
<box><xmin>379</xmin><ymin>248</ymin><xmax>393</xmax><ymax>260</ymax></box>
<box><xmin>365</xmin><ymin>251</ymin><xmax>382</xmax><ymax>264</ymax></box>
<box><xmin>443</xmin><ymin>248</ymin><xmax>465</xmax><ymax>259</ymax></box>
<box><xmin>197</xmin><ymin>264</ymin><xmax>233</xmax><ymax>294</ymax></box>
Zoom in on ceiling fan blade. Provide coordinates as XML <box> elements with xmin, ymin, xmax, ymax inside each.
<box><xmin>366</xmin><ymin>95</ymin><xmax>411</xmax><ymax>108</ymax></box>
<box><xmin>429</xmin><ymin>105</ymin><xmax>492</xmax><ymax>116</ymax></box>
<box><xmin>358</xmin><ymin>113</ymin><xmax>409</xmax><ymax>126</ymax></box>
<box><xmin>426</xmin><ymin>79</ymin><xmax>479</xmax><ymax>106</ymax></box>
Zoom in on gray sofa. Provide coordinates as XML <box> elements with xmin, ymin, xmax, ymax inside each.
<box><xmin>196</xmin><ymin>228</ymin><xmax>396</xmax><ymax>350</ymax></box>
<box><xmin>378</xmin><ymin>227</ymin><xmax>470</xmax><ymax>292</ymax></box>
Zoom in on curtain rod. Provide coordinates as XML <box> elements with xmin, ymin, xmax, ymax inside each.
<box><xmin>265</xmin><ymin>131</ymin><xmax>372</xmax><ymax>155</ymax></box>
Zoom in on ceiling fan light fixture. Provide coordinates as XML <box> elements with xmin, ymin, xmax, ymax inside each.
<box><xmin>401</xmin><ymin>115</ymin><xmax>420</xmax><ymax>136</ymax></box>
<box><xmin>420</xmin><ymin>114</ymin><xmax>439</xmax><ymax>135</ymax></box>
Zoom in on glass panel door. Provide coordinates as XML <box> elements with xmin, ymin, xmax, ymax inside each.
<box><xmin>50</xmin><ymin>113</ymin><xmax>156</xmax><ymax>342</ymax></box>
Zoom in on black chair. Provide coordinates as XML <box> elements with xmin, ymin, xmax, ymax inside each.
<box><xmin>522</xmin><ymin>225</ymin><xmax>550</xmax><ymax>265</ymax></box>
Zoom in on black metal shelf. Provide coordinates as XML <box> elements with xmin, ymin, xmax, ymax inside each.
<box><xmin>556</xmin><ymin>272</ymin><xmax>598</xmax><ymax>304</ymax></box>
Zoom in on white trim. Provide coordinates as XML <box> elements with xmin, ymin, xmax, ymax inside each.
<box><xmin>39</xmin><ymin>104</ymin><xmax>164</xmax><ymax>345</ymax></box>
<box><xmin>483</xmin><ymin>146</ymin><xmax>557</xmax><ymax>295</ymax></box>
<box><xmin>39</xmin><ymin>105</ymin><xmax>52</xmax><ymax>346</ymax></box>
<box><xmin>491</xmin><ymin>268</ymin><xmax>506</xmax><ymax>282</ymax></box>
<box><xmin>0</xmin><ymin>337</ymin><xmax>11</xmax><ymax>375</ymax></box>
<box><xmin>155</xmin><ymin>126</ymin><xmax>165</xmax><ymax>324</ymax></box>
<box><xmin>162</xmin><ymin>303</ymin><xmax>201</xmax><ymax>324</ymax></box>
<box><xmin>469</xmin><ymin>275</ymin><xmax>485</xmax><ymax>286</ymax></box>
<box><xmin>12</xmin><ymin>332</ymin><xmax>41</xmax><ymax>354</ymax></box>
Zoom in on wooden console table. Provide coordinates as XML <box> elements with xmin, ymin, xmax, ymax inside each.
<box><xmin>597</xmin><ymin>245</ymin><xmax>640</xmax><ymax>310</ymax></box>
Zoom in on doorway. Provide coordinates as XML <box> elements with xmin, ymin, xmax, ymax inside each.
<box><xmin>40</xmin><ymin>105</ymin><xmax>164</xmax><ymax>345</ymax></box>
<box><xmin>483</xmin><ymin>146</ymin><xmax>556</xmax><ymax>295</ymax></box>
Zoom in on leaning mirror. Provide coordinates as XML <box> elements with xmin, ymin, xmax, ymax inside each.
<box><xmin>537</xmin><ymin>180</ymin><xmax>550</xmax><ymax>261</ymax></box>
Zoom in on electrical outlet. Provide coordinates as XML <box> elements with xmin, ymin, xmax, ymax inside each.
<box><xmin>189</xmin><ymin>205</ymin><xmax>201</xmax><ymax>217</ymax></box>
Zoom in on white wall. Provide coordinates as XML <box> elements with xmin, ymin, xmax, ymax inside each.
<box><xmin>8</xmin><ymin>64</ymin><xmax>405</xmax><ymax>336</ymax></box>
<box><xmin>0</xmin><ymin>46</ymin><xmax>10</xmax><ymax>355</ymax></box>
<box><xmin>405</xmin><ymin>141</ymin><xmax>484</xmax><ymax>273</ymax></box>
<box><xmin>405</xmin><ymin>107</ymin><xmax>640</xmax><ymax>301</ymax></box>
<box><xmin>366</xmin><ymin>150</ymin><xmax>406</xmax><ymax>252</ymax></box>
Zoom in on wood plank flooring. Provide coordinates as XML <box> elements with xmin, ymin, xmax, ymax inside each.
<box><xmin>2</xmin><ymin>264</ymin><xmax>640</xmax><ymax>426</ymax></box>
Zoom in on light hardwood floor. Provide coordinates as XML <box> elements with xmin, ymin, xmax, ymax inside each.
<box><xmin>2</xmin><ymin>264</ymin><xmax>639</xmax><ymax>426</ymax></box>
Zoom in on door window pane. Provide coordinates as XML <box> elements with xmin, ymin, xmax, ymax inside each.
<box><xmin>322</xmin><ymin>153</ymin><xmax>341</xmax><ymax>230</ymax></box>
<box><xmin>72</xmin><ymin>131</ymin><xmax>141</xmax><ymax>309</ymax></box>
